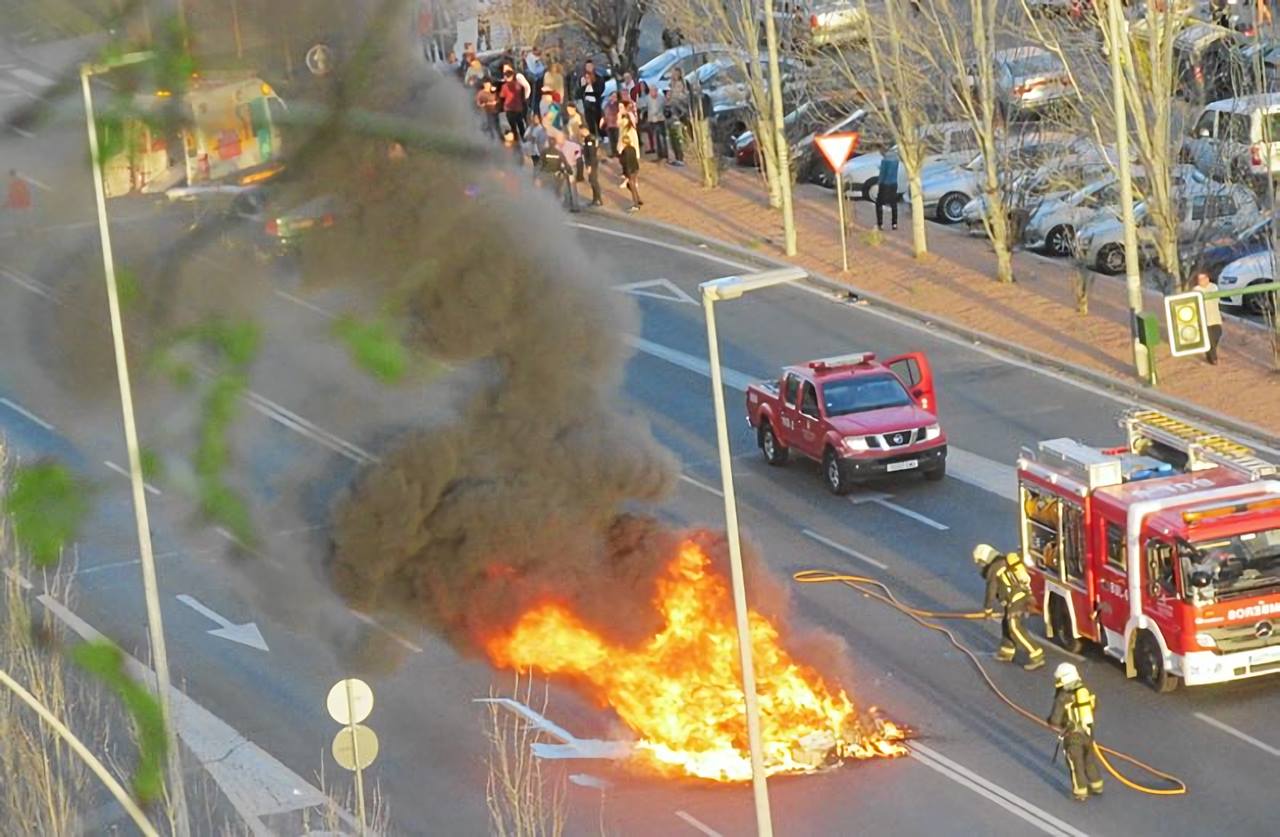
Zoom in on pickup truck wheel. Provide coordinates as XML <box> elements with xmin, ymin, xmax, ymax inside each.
<box><xmin>923</xmin><ymin>462</ymin><xmax>946</xmax><ymax>482</ymax></box>
<box><xmin>1049</xmin><ymin>595</ymin><xmax>1084</xmax><ymax>654</ymax></box>
<box><xmin>1134</xmin><ymin>631</ymin><xmax>1179</xmax><ymax>693</ymax></box>
<box><xmin>759</xmin><ymin>423</ymin><xmax>789</xmax><ymax>465</ymax></box>
<box><xmin>823</xmin><ymin>448</ymin><xmax>853</xmax><ymax>495</ymax></box>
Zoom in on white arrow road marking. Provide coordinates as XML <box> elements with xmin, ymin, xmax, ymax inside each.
<box><xmin>176</xmin><ymin>594</ymin><xmax>270</xmax><ymax>652</ymax></box>
<box><xmin>474</xmin><ymin>698</ymin><xmax>631</xmax><ymax>760</ymax></box>
<box><xmin>614</xmin><ymin>277</ymin><xmax>699</xmax><ymax>305</ymax></box>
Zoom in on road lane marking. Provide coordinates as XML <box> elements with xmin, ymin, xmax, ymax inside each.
<box><xmin>872</xmin><ymin>497</ymin><xmax>949</xmax><ymax>530</ymax></box>
<box><xmin>273</xmin><ymin>289</ymin><xmax>337</xmax><ymax>319</ymax></box>
<box><xmin>3</xmin><ymin>566</ymin><xmax>34</xmax><ymax>590</ymax></box>
<box><xmin>614</xmin><ymin>277</ymin><xmax>699</xmax><ymax>305</ymax></box>
<box><xmin>1196</xmin><ymin>713</ymin><xmax>1280</xmax><ymax>758</ymax></box>
<box><xmin>1</xmin><ymin>265</ymin><xmax>55</xmax><ymax>299</ymax></box>
<box><xmin>572</xmin><ymin>222</ymin><xmax>751</xmax><ymax>271</ymax></box>
<box><xmin>802</xmin><ymin>529</ymin><xmax>889</xmax><ymax>570</ymax></box>
<box><xmin>347</xmin><ymin>608</ymin><xmax>424</xmax><ymax>654</ymax></box>
<box><xmin>242</xmin><ymin>390</ymin><xmax>379</xmax><ymax>466</ymax></box>
<box><xmin>679</xmin><ymin>472</ymin><xmax>724</xmax><ymax>497</ymax></box>
<box><xmin>625</xmin><ymin>335</ymin><xmax>1016</xmax><ymax>501</ymax></box>
<box><xmin>103</xmin><ymin>460</ymin><xmax>162</xmax><ymax>496</ymax></box>
<box><xmin>34</xmin><ymin>592</ymin><xmax>344</xmax><ymax>835</ymax></box>
<box><xmin>177</xmin><ymin>594</ymin><xmax>270</xmax><ymax>652</ymax></box>
<box><xmin>10</xmin><ymin>67</ymin><xmax>53</xmax><ymax>87</ymax></box>
<box><xmin>675</xmin><ymin>810</ymin><xmax>725</xmax><ymax>837</ymax></box>
<box><xmin>910</xmin><ymin>742</ymin><xmax>1089</xmax><ymax>837</ymax></box>
<box><xmin>0</xmin><ymin>396</ymin><xmax>54</xmax><ymax>430</ymax></box>
<box><xmin>474</xmin><ymin>697</ymin><xmax>631</xmax><ymax>760</ymax></box>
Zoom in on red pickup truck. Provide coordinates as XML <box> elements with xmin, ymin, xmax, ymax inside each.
<box><xmin>745</xmin><ymin>351</ymin><xmax>948</xmax><ymax>494</ymax></box>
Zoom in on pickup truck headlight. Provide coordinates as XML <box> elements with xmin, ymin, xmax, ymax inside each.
<box><xmin>923</xmin><ymin>424</ymin><xmax>942</xmax><ymax>441</ymax></box>
<box><xmin>1195</xmin><ymin>631</ymin><xmax>1216</xmax><ymax>649</ymax></box>
<box><xmin>844</xmin><ymin>436</ymin><xmax>870</xmax><ymax>452</ymax></box>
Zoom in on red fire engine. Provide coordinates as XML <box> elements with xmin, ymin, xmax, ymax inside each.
<box><xmin>1018</xmin><ymin>409</ymin><xmax>1280</xmax><ymax>692</ymax></box>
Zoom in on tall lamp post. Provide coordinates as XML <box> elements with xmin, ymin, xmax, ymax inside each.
<box><xmin>699</xmin><ymin>267</ymin><xmax>806</xmax><ymax>837</ymax></box>
<box><xmin>81</xmin><ymin>52</ymin><xmax>191</xmax><ymax>837</ymax></box>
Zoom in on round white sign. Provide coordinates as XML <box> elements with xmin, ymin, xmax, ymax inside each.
<box><xmin>326</xmin><ymin>678</ymin><xmax>374</xmax><ymax>726</ymax></box>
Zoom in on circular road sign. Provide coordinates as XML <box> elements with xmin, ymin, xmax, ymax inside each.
<box><xmin>306</xmin><ymin>43</ymin><xmax>335</xmax><ymax>77</ymax></box>
<box><xmin>332</xmin><ymin>724</ymin><xmax>379</xmax><ymax>772</ymax></box>
<box><xmin>327</xmin><ymin>678</ymin><xmax>374</xmax><ymax>726</ymax></box>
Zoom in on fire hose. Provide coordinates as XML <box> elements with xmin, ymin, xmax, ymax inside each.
<box><xmin>792</xmin><ymin>570</ymin><xmax>1188</xmax><ymax>796</ymax></box>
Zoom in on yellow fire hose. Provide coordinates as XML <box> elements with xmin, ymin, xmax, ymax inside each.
<box><xmin>793</xmin><ymin>570</ymin><xmax>1187</xmax><ymax>796</ymax></box>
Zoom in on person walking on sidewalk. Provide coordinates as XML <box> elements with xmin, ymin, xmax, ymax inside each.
<box><xmin>1194</xmin><ymin>271</ymin><xmax>1224</xmax><ymax>365</ymax></box>
<box><xmin>618</xmin><ymin>112</ymin><xmax>643</xmax><ymax>212</ymax></box>
<box><xmin>875</xmin><ymin>148</ymin><xmax>901</xmax><ymax>231</ymax></box>
<box><xmin>579</xmin><ymin>124</ymin><xmax>603</xmax><ymax>206</ymax></box>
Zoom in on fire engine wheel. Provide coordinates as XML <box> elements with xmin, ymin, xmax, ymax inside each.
<box><xmin>1134</xmin><ymin>631</ymin><xmax>1179</xmax><ymax>693</ymax></box>
<box><xmin>1048</xmin><ymin>595</ymin><xmax>1083</xmax><ymax>654</ymax></box>
<box><xmin>823</xmin><ymin>448</ymin><xmax>853</xmax><ymax>495</ymax></box>
<box><xmin>759</xmin><ymin>423</ymin><xmax>789</xmax><ymax>465</ymax></box>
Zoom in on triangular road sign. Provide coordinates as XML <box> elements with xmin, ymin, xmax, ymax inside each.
<box><xmin>815</xmin><ymin>132</ymin><xmax>861</xmax><ymax>171</ymax></box>
<box><xmin>614</xmin><ymin>278</ymin><xmax>698</xmax><ymax>305</ymax></box>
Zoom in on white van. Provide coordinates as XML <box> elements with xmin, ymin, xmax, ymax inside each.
<box><xmin>1182</xmin><ymin>93</ymin><xmax>1280</xmax><ymax>179</ymax></box>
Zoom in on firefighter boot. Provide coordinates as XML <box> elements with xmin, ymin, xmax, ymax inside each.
<box><xmin>1089</xmin><ymin>780</ymin><xmax>1104</xmax><ymax>796</ymax></box>
<box><xmin>1023</xmin><ymin>650</ymin><xmax>1046</xmax><ymax>672</ymax></box>
<box><xmin>994</xmin><ymin>644</ymin><xmax>1016</xmax><ymax>662</ymax></box>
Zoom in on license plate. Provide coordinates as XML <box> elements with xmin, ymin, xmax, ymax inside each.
<box><xmin>1251</xmin><ymin>646</ymin><xmax>1280</xmax><ymax>666</ymax></box>
<box><xmin>886</xmin><ymin>460</ymin><xmax>919</xmax><ymax>472</ymax></box>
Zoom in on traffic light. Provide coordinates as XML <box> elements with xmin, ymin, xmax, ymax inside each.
<box><xmin>1164</xmin><ymin>291</ymin><xmax>1210</xmax><ymax>357</ymax></box>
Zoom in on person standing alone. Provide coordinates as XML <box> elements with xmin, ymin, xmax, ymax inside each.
<box><xmin>500</xmin><ymin>65</ymin><xmax>528</xmax><ymax>145</ymax></box>
<box><xmin>1194</xmin><ymin>271</ymin><xmax>1223</xmax><ymax>365</ymax></box>
<box><xmin>876</xmin><ymin>148</ymin><xmax>901</xmax><ymax>231</ymax></box>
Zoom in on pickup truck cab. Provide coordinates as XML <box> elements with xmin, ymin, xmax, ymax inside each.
<box><xmin>745</xmin><ymin>351</ymin><xmax>947</xmax><ymax>494</ymax></box>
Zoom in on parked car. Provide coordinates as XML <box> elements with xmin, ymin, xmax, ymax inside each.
<box><xmin>840</xmin><ymin>121</ymin><xmax>977</xmax><ymax>201</ymax></box>
<box><xmin>1181</xmin><ymin>93</ymin><xmax>1280</xmax><ymax>180</ymax></box>
<box><xmin>1023</xmin><ymin>164</ymin><xmax>1209</xmax><ymax>257</ymax></box>
<box><xmin>807</xmin><ymin>0</ymin><xmax>875</xmax><ymax>47</ymax></box>
<box><xmin>1170</xmin><ymin>21</ymin><xmax>1250</xmax><ymax>103</ymax></box>
<box><xmin>733</xmin><ymin>99</ymin><xmax>865</xmax><ymax>171</ymax></box>
<box><xmin>961</xmin><ymin>151</ymin><xmax>1120</xmax><ymax>239</ymax></box>
<box><xmin>691</xmin><ymin>54</ymin><xmax>808</xmax><ymax>112</ymax></box>
<box><xmin>1215</xmin><ymin>250</ymin><xmax>1279</xmax><ymax>313</ymax></box>
<box><xmin>1181</xmin><ymin>214</ymin><xmax>1276</xmax><ymax>278</ymax></box>
<box><xmin>794</xmin><ymin>107</ymin><xmax>870</xmax><ymax>185</ymax></box>
<box><xmin>1074</xmin><ymin>179</ymin><xmax>1260</xmax><ymax>274</ymax></box>
<box><xmin>602</xmin><ymin>43</ymin><xmax>733</xmax><ymax>99</ymax></box>
<box><xmin>1025</xmin><ymin>0</ymin><xmax>1093</xmax><ymax>18</ymax></box>
<box><xmin>745</xmin><ymin>351</ymin><xmax>947</xmax><ymax>493</ymax></box>
<box><xmin>905</xmin><ymin>132</ymin><xmax>1076</xmax><ymax>224</ymax></box>
<box><xmin>961</xmin><ymin>46</ymin><xmax>1075</xmax><ymax>120</ymax></box>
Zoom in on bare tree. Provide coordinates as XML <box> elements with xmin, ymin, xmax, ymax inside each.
<box><xmin>548</xmin><ymin>0</ymin><xmax>652</xmax><ymax>72</ymax></box>
<box><xmin>918</xmin><ymin>0</ymin><xmax>1016</xmax><ymax>282</ymax></box>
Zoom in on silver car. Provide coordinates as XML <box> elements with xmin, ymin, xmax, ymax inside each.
<box><xmin>1074</xmin><ymin>180</ymin><xmax>1261</xmax><ymax>274</ymax></box>
<box><xmin>963</xmin><ymin>46</ymin><xmax>1075</xmax><ymax>119</ymax></box>
<box><xmin>839</xmin><ymin>121</ymin><xmax>977</xmax><ymax>201</ymax></box>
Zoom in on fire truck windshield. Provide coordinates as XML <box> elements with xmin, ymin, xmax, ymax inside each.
<box><xmin>822</xmin><ymin>375</ymin><xmax>913</xmax><ymax>417</ymax></box>
<box><xmin>1181</xmin><ymin>527</ymin><xmax>1280</xmax><ymax>603</ymax></box>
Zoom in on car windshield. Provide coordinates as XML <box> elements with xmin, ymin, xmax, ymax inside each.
<box><xmin>1181</xmin><ymin>527</ymin><xmax>1280</xmax><ymax>602</ymax></box>
<box><xmin>821</xmin><ymin>374</ymin><xmax>913</xmax><ymax>417</ymax></box>
<box><xmin>1008</xmin><ymin>53</ymin><xmax>1062</xmax><ymax>77</ymax></box>
<box><xmin>637</xmin><ymin>50</ymin><xmax>681</xmax><ymax>78</ymax></box>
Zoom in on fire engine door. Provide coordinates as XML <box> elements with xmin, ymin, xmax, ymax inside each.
<box><xmin>1095</xmin><ymin>518</ymin><xmax>1130</xmax><ymax>642</ymax></box>
<box><xmin>1142</xmin><ymin>537</ymin><xmax>1185</xmax><ymax>651</ymax></box>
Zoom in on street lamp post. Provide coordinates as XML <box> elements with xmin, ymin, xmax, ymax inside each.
<box><xmin>699</xmin><ymin>267</ymin><xmax>806</xmax><ymax>837</ymax></box>
<box><xmin>80</xmin><ymin>53</ymin><xmax>191</xmax><ymax>837</ymax></box>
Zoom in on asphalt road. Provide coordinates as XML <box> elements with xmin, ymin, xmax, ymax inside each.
<box><xmin>2</xmin><ymin>42</ymin><xmax>1280</xmax><ymax>837</ymax></box>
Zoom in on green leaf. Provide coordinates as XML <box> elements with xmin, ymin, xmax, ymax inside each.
<box><xmin>333</xmin><ymin>316</ymin><xmax>408</xmax><ymax>383</ymax></box>
<box><xmin>71</xmin><ymin>641</ymin><xmax>167</xmax><ymax>803</ymax></box>
<box><xmin>3</xmin><ymin>462</ymin><xmax>89</xmax><ymax>566</ymax></box>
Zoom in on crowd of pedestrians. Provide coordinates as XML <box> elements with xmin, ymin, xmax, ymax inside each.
<box><xmin>444</xmin><ymin>44</ymin><xmax>691</xmax><ymax>214</ymax></box>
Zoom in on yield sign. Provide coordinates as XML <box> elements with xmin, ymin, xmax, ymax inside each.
<box><xmin>815</xmin><ymin>132</ymin><xmax>861</xmax><ymax>171</ymax></box>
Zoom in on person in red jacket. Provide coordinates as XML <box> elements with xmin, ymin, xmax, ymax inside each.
<box><xmin>499</xmin><ymin>65</ymin><xmax>527</xmax><ymax>143</ymax></box>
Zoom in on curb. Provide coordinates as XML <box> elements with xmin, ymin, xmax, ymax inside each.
<box><xmin>593</xmin><ymin>207</ymin><xmax>1280</xmax><ymax>452</ymax></box>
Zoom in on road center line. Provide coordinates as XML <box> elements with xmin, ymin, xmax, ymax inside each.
<box><xmin>871</xmin><ymin>498</ymin><xmax>949</xmax><ymax>531</ymax></box>
<box><xmin>679</xmin><ymin>472</ymin><xmax>723</xmax><ymax>497</ymax></box>
<box><xmin>801</xmin><ymin>529</ymin><xmax>889</xmax><ymax>570</ymax></box>
<box><xmin>273</xmin><ymin>288</ymin><xmax>337</xmax><ymax>319</ymax></box>
<box><xmin>0</xmin><ymin>396</ymin><xmax>55</xmax><ymax>430</ymax></box>
<box><xmin>910</xmin><ymin>742</ymin><xmax>1089</xmax><ymax>837</ymax></box>
<box><xmin>103</xmin><ymin>460</ymin><xmax>162</xmax><ymax>496</ymax></box>
<box><xmin>1195</xmin><ymin>713</ymin><xmax>1280</xmax><ymax>758</ymax></box>
<box><xmin>347</xmin><ymin>608</ymin><xmax>424</xmax><ymax>654</ymax></box>
<box><xmin>0</xmin><ymin>265</ymin><xmax>55</xmax><ymax>300</ymax></box>
<box><xmin>675</xmin><ymin>810</ymin><xmax>725</xmax><ymax>837</ymax></box>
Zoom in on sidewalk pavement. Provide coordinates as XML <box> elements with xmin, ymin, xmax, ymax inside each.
<box><xmin>592</xmin><ymin>154</ymin><xmax>1280</xmax><ymax>443</ymax></box>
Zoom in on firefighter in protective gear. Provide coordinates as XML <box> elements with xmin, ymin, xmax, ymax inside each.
<box><xmin>975</xmin><ymin>544</ymin><xmax>1045</xmax><ymax>671</ymax></box>
<box><xmin>1048</xmin><ymin>663</ymin><xmax>1104</xmax><ymax>801</ymax></box>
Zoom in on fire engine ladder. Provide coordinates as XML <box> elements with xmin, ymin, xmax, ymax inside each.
<box><xmin>1121</xmin><ymin>409</ymin><xmax>1278</xmax><ymax>480</ymax></box>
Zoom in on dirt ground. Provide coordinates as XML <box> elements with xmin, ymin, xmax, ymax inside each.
<box><xmin>591</xmin><ymin>154</ymin><xmax>1280</xmax><ymax>440</ymax></box>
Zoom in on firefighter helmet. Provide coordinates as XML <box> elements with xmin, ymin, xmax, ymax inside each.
<box><xmin>972</xmin><ymin>544</ymin><xmax>1000</xmax><ymax>567</ymax></box>
<box><xmin>1054</xmin><ymin>662</ymin><xmax>1081</xmax><ymax>686</ymax></box>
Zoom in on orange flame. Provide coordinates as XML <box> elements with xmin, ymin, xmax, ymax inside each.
<box><xmin>485</xmin><ymin>540</ymin><xmax>906</xmax><ymax>781</ymax></box>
